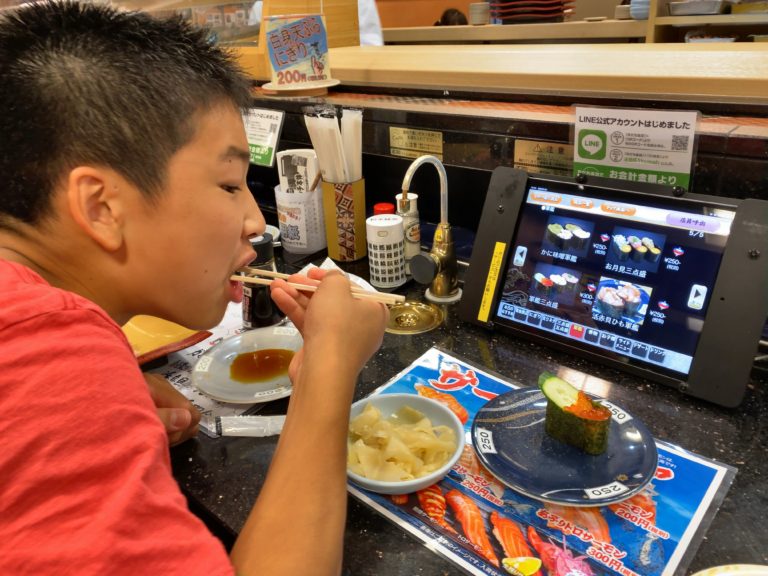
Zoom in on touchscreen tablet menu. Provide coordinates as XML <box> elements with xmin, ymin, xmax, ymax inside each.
<box><xmin>493</xmin><ymin>184</ymin><xmax>736</xmax><ymax>378</ymax></box>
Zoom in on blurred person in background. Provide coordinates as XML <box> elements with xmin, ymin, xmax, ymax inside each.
<box><xmin>435</xmin><ymin>7</ymin><xmax>468</xmax><ymax>25</ymax></box>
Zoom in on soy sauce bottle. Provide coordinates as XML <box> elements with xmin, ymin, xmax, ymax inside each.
<box><xmin>242</xmin><ymin>233</ymin><xmax>285</xmax><ymax>329</ymax></box>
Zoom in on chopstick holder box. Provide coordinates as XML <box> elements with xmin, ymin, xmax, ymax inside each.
<box><xmin>321</xmin><ymin>178</ymin><xmax>367</xmax><ymax>262</ymax></box>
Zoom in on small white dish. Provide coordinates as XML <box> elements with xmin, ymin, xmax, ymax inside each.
<box><xmin>347</xmin><ymin>393</ymin><xmax>465</xmax><ymax>495</ymax></box>
<box><xmin>265</xmin><ymin>224</ymin><xmax>280</xmax><ymax>243</ymax></box>
<box><xmin>192</xmin><ymin>325</ymin><xmax>301</xmax><ymax>404</ymax></box>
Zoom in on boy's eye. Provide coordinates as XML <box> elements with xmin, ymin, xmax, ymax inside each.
<box><xmin>221</xmin><ymin>185</ymin><xmax>241</xmax><ymax>194</ymax></box>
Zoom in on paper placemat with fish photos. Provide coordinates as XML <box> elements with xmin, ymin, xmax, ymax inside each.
<box><xmin>145</xmin><ymin>302</ymin><xmax>262</xmax><ymax>437</ymax></box>
<box><xmin>347</xmin><ymin>347</ymin><xmax>736</xmax><ymax>576</ymax></box>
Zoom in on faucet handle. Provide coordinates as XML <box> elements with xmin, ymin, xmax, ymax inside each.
<box><xmin>410</xmin><ymin>252</ymin><xmax>439</xmax><ymax>285</ymax></box>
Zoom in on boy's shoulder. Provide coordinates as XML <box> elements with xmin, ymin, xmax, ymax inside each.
<box><xmin>0</xmin><ymin>259</ymin><xmax>117</xmax><ymax>334</ymax></box>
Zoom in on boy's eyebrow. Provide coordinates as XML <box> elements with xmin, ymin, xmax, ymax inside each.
<box><xmin>221</xmin><ymin>146</ymin><xmax>251</xmax><ymax>164</ymax></box>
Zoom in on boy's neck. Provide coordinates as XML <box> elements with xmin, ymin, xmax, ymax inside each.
<box><xmin>0</xmin><ymin>238</ymin><xmax>115</xmax><ymax>320</ymax></box>
<box><xmin>0</xmin><ymin>244</ymin><xmax>45</xmax><ymax>275</ymax></box>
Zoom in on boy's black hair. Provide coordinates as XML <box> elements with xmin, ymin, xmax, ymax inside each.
<box><xmin>0</xmin><ymin>1</ymin><xmax>253</xmax><ymax>227</ymax></box>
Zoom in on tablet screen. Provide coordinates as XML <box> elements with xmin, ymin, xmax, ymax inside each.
<box><xmin>493</xmin><ymin>182</ymin><xmax>736</xmax><ymax>379</ymax></box>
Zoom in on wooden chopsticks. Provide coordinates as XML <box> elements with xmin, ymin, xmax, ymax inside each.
<box><xmin>230</xmin><ymin>267</ymin><xmax>405</xmax><ymax>305</ymax></box>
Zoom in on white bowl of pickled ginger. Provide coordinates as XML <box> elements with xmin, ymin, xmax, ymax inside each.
<box><xmin>347</xmin><ymin>393</ymin><xmax>465</xmax><ymax>495</ymax></box>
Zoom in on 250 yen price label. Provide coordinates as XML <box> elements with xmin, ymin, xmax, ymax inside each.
<box><xmin>599</xmin><ymin>400</ymin><xmax>633</xmax><ymax>424</ymax></box>
<box><xmin>475</xmin><ymin>427</ymin><xmax>497</xmax><ymax>454</ymax></box>
<box><xmin>584</xmin><ymin>481</ymin><xmax>629</xmax><ymax>500</ymax></box>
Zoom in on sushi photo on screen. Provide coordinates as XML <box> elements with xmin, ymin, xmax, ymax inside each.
<box><xmin>607</xmin><ymin>227</ymin><xmax>667</xmax><ymax>274</ymax></box>
<box><xmin>542</xmin><ymin>215</ymin><xmax>594</xmax><ymax>258</ymax></box>
<box><xmin>530</xmin><ymin>263</ymin><xmax>582</xmax><ymax>306</ymax></box>
<box><xmin>593</xmin><ymin>277</ymin><xmax>652</xmax><ymax>327</ymax></box>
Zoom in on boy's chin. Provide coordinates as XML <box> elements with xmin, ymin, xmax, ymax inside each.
<box><xmin>170</xmin><ymin>304</ymin><xmax>228</xmax><ymax>332</ymax></box>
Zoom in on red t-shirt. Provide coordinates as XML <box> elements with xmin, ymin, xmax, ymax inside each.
<box><xmin>0</xmin><ymin>259</ymin><xmax>234</xmax><ymax>575</ymax></box>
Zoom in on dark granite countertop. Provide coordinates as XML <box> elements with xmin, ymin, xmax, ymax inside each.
<box><xmin>171</xmin><ymin>268</ymin><xmax>768</xmax><ymax>575</ymax></box>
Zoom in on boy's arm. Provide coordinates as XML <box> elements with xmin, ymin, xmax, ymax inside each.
<box><xmin>230</xmin><ymin>270</ymin><xmax>387</xmax><ymax>576</ymax></box>
<box><xmin>144</xmin><ymin>373</ymin><xmax>201</xmax><ymax>446</ymax></box>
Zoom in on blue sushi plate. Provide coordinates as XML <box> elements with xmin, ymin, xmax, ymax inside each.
<box><xmin>471</xmin><ymin>388</ymin><xmax>658</xmax><ymax>507</ymax></box>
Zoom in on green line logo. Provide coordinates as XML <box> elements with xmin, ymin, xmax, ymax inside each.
<box><xmin>578</xmin><ymin>129</ymin><xmax>607</xmax><ymax>160</ymax></box>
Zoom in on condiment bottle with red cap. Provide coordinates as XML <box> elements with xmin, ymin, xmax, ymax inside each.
<box><xmin>373</xmin><ymin>202</ymin><xmax>396</xmax><ymax>215</ymax></box>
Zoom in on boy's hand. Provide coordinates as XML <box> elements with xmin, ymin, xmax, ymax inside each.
<box><xmin>144</xmin><ymin>373</ymin><xmax>201</xmax><ymax>446</ymax></box>
<box><xmin>268</xmin><ymin>266</ymin><xmax>327</xmax><ymax>333</ymax></box>
<box><xmin>270</xmin><ymin>268</ymin><xmax>388</xmax><ymax>385</ymax></box>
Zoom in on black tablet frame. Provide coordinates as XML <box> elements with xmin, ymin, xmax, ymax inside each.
<box><xmin>458</xmin><ymin>167</ymin><xmax>768</xmax><ymax>407</ymax></box>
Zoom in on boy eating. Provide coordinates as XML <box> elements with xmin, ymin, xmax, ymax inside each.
<box><xmin>0</xmin><ymin>2</ymin><xmax>387</xmax><ymax>574</ymax></box>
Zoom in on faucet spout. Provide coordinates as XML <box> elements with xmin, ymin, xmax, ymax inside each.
<box><xmin>400</xmin><ymin>155</ymin><xmax>461</xmax><ymax>303</ymax></box>
<box><xmin>400</xmin><ymin>155</ymin><xmax>448</xmax><ymax>225</ymax></box>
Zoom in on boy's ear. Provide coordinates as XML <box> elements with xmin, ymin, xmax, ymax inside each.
<box><xmin>65</xmin><ymin>166</ymin><xmax>126</xmax><ymax>252</ymax></box>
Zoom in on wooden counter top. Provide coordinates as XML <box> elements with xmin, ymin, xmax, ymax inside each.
<box><xmin>383</xmin><ymin>21</ymin><xmax>648</xmax><ymax>43</ymax></box>
<box><xmin>317</xmin><ymin>43</ymin><xmax>768</xmax><ymax>104</ymax></box>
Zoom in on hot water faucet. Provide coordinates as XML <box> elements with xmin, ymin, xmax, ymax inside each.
<box><xmin>400</xmin><ymin>155</ymin><xmax>462</xmax><ymax>303</ymax></box>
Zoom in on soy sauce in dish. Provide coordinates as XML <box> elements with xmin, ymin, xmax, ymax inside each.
<box><xmin>230</xmin><ymin>349</ymin><xmax>294</xmax><ymax>383</ymax></box>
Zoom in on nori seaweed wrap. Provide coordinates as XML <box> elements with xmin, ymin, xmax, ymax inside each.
<box><xmin>565</xmin><ymin>225</ymin><xmax>590</xmax><ymax>250</ymax></box>
<box><xmin>646</xmin><ymin>246</ymin><xmax>661</xmax><ymax>263</ymax></box>
<box><xmin>632</xmin><ymin>244</ymin><xmax>648</xmax><ymax>261</ymax></box>
<box><xmin>533</xmin><ymin>272</ymin><xmax>554</xmax><ymax>296</ymax></box>
<box><xmin>562</xmin><ymin>272</ymin><xmax>579</xmax><ymax>291</ymax></box>
<box><xmin>546</xmin><ymin>223</ymin><xmax>564</xmax><ymax>246</ymax></box>
<box><xmin>550</xmin><ymin>274</ymin><xmax>567</xmax><ymax>292</ymax></box>
<box><xmin>539</xmin><ymin>373</ymin><xmax>611</xmax><ymax>455</ymax></box>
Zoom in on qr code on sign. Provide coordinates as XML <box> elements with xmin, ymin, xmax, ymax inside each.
<box><xmin>671</xmin><ymin>135</ymin><xmax>689</xmax><ymax>151</ymax></box>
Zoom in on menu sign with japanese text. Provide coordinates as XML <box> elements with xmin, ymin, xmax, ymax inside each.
<box><xmin>265</xmin><ymin>14</ymin><xmax>330</xmax><ymax>88</ymax></box>
<box><xmin>574</xmin><ymin>107</ymin><xmax>699</xmax><ymax>189</ymax></box>
<box><xmin>514</xmin><ymin>139</ymin><xmax>574</xmax><ymax>177</ymax></box>
<box><xmin>242</xmin><ymin>108</ymin><xmax>284</xmax><ymax>167</ymax></box>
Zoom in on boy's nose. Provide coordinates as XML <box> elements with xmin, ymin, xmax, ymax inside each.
<box><xmin>244</xmin><ymin>190</ymin><xmax>266</xmax><ymax>238</ymax></box>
